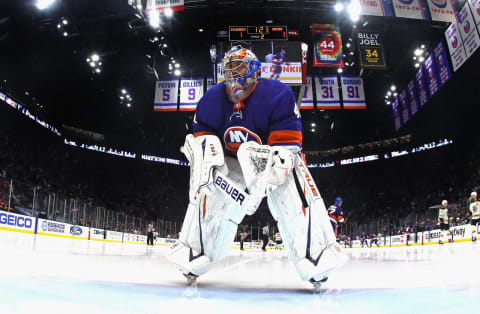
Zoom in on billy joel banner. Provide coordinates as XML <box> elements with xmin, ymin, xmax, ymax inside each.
<box><xmin>179</xmin><ymin>77</ymin><xmax>204</xmax><ymax>111</ymax></box>
<box><xmin>468</xmin><ymin>0</ymin><xmax>480</xmax><ymax>27</ymax></box>
<box><xmin>415</xmin><ymin>66</ymin><xmax>429</xmax><ymax>107</ymax></box>
<box><xmin>426</xmin><ymin>0</ymin><xmax>457</xmax><ymax>23</ymax></box>
<box><xmin>315</xmin><ymin>75</ymin><xmax>341</xmax><ymax>109</ymax></box>
<box><xmin>433</xmin><ymin>40</ymin><xmax>451</xmax><ymax>88</ymax></box>
<box><xmin>340</xmin><ymin>75</ymin><xmax>366</xmax><ymax>109</ymax></box>
<box><xmin>392</xmin><ymin>0</ymin><xmax>428</xmax><ymax>20</ymax></box>
<box><xmin>154</xmin><ymin>79</ymin><xmax>178</xmax><ymax>112</ymax></box>
<box><xmin>445</xmin><ymin>23</ymin><xmax>468</xmax><ymax>72</ymax></box>
<box><xmin>312</xmin><ymin>24</ymin><xmax>344</xmax><ymax>68</ymax></box>
<box><xmin>356</xmin><ymin>30</ymin><xmax>386</xmax><ymax>69</ymax></box>
<box><xmin>300</xmin><ymin>76</ymin><xmax>314</xmax><ymax>110</ymax></box>
<box><xmin>459</xmin><ymin>2</ymin><xmax>480</xmax><ymax>58</ymax></box>
<box><xmin>407</xmin><ymin>80</ymin><xmax>419</xmax><ymax>117</ymax></box>
<box><xmin>359</xmin><ymin>0</ymin><xmax>394</xmax><ymax>16</ymax></box>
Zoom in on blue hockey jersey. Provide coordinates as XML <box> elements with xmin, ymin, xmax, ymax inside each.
<box><xmin>193</xmin><ymin>79</ymin><xmax>302</xmax><ymax>155</ymax></box>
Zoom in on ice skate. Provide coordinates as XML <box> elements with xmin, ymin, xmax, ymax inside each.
<box><xmin>183</xmin><ymin>272</ymin><xmax>198</xmax><ymax>286</ymax></box>
<box><xmin>310</xmin><ymin>276</ymin><xmax>328</xmax><ymax>293</ymax></box>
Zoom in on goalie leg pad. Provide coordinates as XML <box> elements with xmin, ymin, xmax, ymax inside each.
<box><xmin>266</xmin><ymin>154</ymin><xmax>347</xmax><ymax>282</ymax></box>
<box><xmin>167</xmin><ymin>157</ymin><xmax>246</xmax><ymax>277</ymax></box>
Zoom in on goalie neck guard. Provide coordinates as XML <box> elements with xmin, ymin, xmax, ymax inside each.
<box><xmin>222</xmin><ymin>45</ymin><xmax>261</xmax><ymax>102</ymax></box>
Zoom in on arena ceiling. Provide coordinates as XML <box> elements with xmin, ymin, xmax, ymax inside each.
<box><xmin>0</xmin><ymin>0</ymin><xmax>476</xmax><ymax>156</ymax></box>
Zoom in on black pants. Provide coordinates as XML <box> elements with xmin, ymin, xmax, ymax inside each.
<box><xmin>262</xmin><ymin>235</ymin><xmax>269</xmax><ymax>250</ymax></box>
<box><xmin>147</xmin><ymin>232</ymin><xmax>154</xmax><ymax>245</ymax></box>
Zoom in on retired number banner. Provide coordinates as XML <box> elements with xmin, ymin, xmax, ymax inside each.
<box><xmin>315</xmin><ymin>75</ymin><xmax>341</xmax><ymax>109</ymax></box>
<box><xmin>312</xmin><ymin>24</ymin><xmax>344</xmax><ymax>68</ymax></box>
<box><xmin>424</xmin><ymin>52</ymin><xmax>440</xmax><ymax>97</ymax></box>
<box><xmin>206</xmin><ymin>77</ymin><xmax>216</xmax><ymax>90</ymax></box>
<box><xmin>433</xmin><ymin>41</ymin><xmax>451</xmax><ymax>88</ymax></box>
<box><xmin>154</xmin><ymin>79</ymin><xmax>178</xmax><ymax>112</ymax></box>
<box><xmin>415</xmin><ymin>66</ymin><xmax>429</xmax><ymax>107</ymax></box>
<box><xmin>468</xmin><ymin>0</ymin><xmax>480</xmax><ymax>27</ymax></box>
<box><xmin>445</xmin><ymin>23</ymin><xmax>468</xmax><ymax>72</ymax></box>
<box><xmin>179</xmin><ymin>77</ymin><xmax>204</xmax><ymax>111</ymax></box>
<box><xmin>300</xmin><ymin>76</ymin><xmax>314</xmax><ymax>110</ymax></box>
<box><xmin>356</xmin><ymin>30</ymin><xmax>386</xmax><ymax>69</ymax></box>
<box><xmin>359</xmin><ymin>0</ymin><xmax>394</xmax><ymax>16</ymax></box>
<box><xmin>392</xmin><ymin>0</ymin><xmax>427</xmax><ymax>20</ymax></box>
<box><xmin>340</xmin><ymin>75</ymin><xmax>366</xmax><ymax>109</ymax></box>
<box><xmin>398</xmin><ymin>89</ymin><xmax>411</xmax><ymax>125</ymax></box>
<box><xmin>145</xmin><ymin>0</ymin><xmax>184</xmax><ymax>14</ymax></box>
<box><xmin>426</xmin><ymin>0</ymin><xmax>457</xmax><ymax>23</ymax></box>
<box><xmin>392</xmin><ymin>98</ymin><xmax>402</xmax><ymax>131</ymax></box>
<box><xmin>459</xmin><ymin>2</ymin><xmax>480</xmax><ymax>58</ymax></box>
<box><xmin>407</xmin><ymin>80</ymin><xmax>419</xmax><ymax>117</ymax></box>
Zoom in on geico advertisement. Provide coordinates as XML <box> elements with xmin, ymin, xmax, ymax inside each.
<box><xmin>0</xmin><ymin>211</ymin><xmax>35</xmax><ymax>232</ymax></box>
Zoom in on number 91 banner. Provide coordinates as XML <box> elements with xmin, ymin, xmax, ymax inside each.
<box><xmin>340</xmin><ymin>75</ymin><xmax>366</xmax><ymax>109</ymax></box>
<box><xmin>179</xmin><ymin>77</ymin><xmax>204</xmax><ymax>111</ymax></box>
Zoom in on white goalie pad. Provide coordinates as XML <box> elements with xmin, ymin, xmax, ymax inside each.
<box><xmin>267</xmin><ymin>153</ymin><xmax>347</xmax><ymax>282</ymax></box>
<box><xmin>167</xmin><ymin>157</ymin><xmax>247</xmax><ymax>277</ymax></box>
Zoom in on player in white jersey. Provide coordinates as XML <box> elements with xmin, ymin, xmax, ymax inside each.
<box><xmin>167</xmin><ymin>46</ymin><xmax>347</xmax><ymax>292</ymax></box>
<box><xmin>438</xmin><ymin>200</ymin><xmax>450</xmax><ymax>244</ymax></box>
<box><xmin>469</xmin><ymin>192</ymin><xmax>479</xmax><ymax>242</ymax></box>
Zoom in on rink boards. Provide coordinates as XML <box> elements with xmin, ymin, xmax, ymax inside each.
<box><xmin>0</xmin><ymin>209</ymin><xmax>476</xmax><ymax>248</ymax></box>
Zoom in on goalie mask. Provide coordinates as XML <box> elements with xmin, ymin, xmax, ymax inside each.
<box><xmin>222</xmin><ymin>45</ymin><xmax>261</xmax><ymax>102</ymax></box>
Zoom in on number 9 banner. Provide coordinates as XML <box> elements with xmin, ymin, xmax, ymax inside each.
<box><xmin>180</xmin><ymin>77</ymin><xmax>204</xmax><ymax>111</ymax></box>
<box><xmin>340</xmin><ymin>75</ymin><xmax>366</xmax><ymax>109</ymax></box>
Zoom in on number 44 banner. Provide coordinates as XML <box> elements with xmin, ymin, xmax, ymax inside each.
<box><xmin>340</xmin><ymin>75</ymin><xmax>366</xmax><ymax>109</ymax></box>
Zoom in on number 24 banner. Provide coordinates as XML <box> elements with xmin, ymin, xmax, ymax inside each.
<box><xmin>340</xmin><ymin>75</ymin><xmax>366</xmax><ymax>109</ymax></box>
<box><xmin>179</xmin><ymin>77</ymin><xmax>204</xmax><ymax>111</ymax></box>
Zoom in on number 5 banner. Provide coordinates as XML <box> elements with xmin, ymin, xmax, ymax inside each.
<box><xmin>315</xmin><ymin>75</ymin><xmax>341</xmax><ymax>109</ymax></box>
<box><xmin>154</xmin><ymin>79</ymin><xmax>178</xmax><ymax>112</ymax></box>
<box><xmin>179</xmin><ymin>77</ymin><xmax>204</xmax><ymax>111</ymax></box>
<box><xmin>340</xmin><ymin>75</ymin><xmax>366</xmax><ymax>109</ymax></box>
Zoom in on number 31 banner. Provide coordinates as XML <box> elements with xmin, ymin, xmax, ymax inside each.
<box><xmin>179</xmin><ymin>77</ymin><xmax>204</xmax><ymax>111</ymax></box>
<box><xmin>312</xmin><ymin>24</ymin><xmax>344</xmax><ymax>68</ymax></box>
<box><xmin>315</xmin><ymin>75</ymin><xmax>341</xmax><ymax>109</ymax></box>
<box><xmin>154</xmin><ymin>79</ymin><xmax>179</xmax><ymax>112</ymax></box>
<box><xmin>340</xmin><ymin>75</ymin><xmax>366</xmax><ymax>109</ymax></box>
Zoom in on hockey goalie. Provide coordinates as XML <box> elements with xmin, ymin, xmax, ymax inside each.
<box><xmin>167</xmin><ymin>45</ymin><xmax>347</xmax><ymax>291</ymax></box>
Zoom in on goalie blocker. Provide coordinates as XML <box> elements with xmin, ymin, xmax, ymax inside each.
<box><xmin>167</xmin><ymin>135</ymin><xmax>347</xmax><ymax>285</ymax></box>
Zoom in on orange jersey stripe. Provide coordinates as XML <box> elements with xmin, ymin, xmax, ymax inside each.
<box><xmin>267</xmin><ymin>130</ymin><xmax>302</xmax><ymax>146</ymax></box>
<box><xmin>194</xmin><ymin>131</ymin><xmax>216</xmax><ymax>137</ymax></box>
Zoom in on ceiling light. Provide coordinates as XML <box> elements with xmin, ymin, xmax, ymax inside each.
<box><xmin>415</xmin><ymin>63</ymin><xmax>420</xmax><ymax>68</ymax></box>
<box><xmin>311</xmin><ymin>128</ymin><xmax>316</xmax><ymax>133</ymax></box>
<box><xmin>349</xmin><ymin>52</ymin><xmax>354</xmax><ymax>55</ymax></box>
<box><xmin>421</xmin><ymin>44</ymin><xmax>425</xmax><ymax>49</ymax></box>
<box><xmin>57</xmin><ymin>24</ymin><xmax>61</xmax><ymax>29</ymax></box>
<box><xmin>174</xmin><ymin>69</ymin><xmax>181</xmax><ymax>76</ymax></box>
<box><xmin>36</xmin><ymin>0</ymin><xmax>55</xmax><ymax>10</ymax></box>
<box><xmin>86</xmin><ymin>58</ymin><xmax>91</xmax><ymax>62</ymax></box>
<box><xmin>127</xmin><ymin>103</ymin><xmax>131</xmax><ymax>107</ymax></box>
<box><xmin>121</xmin><ymin>89</ymin><xmax>127</xmax><ymax>94</ymax></box>
<box><xmin>413</xmin><ymin>56</ymin><xmax>417</xmax><ymax>60</ymax></box>
<box><xmin>414</xmin><ymin>49</ymin><xmax>423</xmax><ymax>56</ymax></box>
<box><xmin>418</xmin><ymin>56</ymin><xmax>424</xmax><ymax>62</ymax></box>
<box><xmin>345</xmin><ymin>62</ymin><xmax>349</xmax><ymax>66</ymax></box>
<box><xmin>393</xmin><ymin>92</ymin><xmax>398</xmax><ymax>96</ymax></box>
<box><xmin>163</xmin><ymin>43</ymin><xmax>167</xmax><ymax>48</ymax></box>
<box><xmin>347</xmin><ymin>0</ymin><xmax>361</xmax><ymax>22</ymax></box>
<box><xmin>362</xmin><ymin>21</ymin><xmax>368</xmax><ymax>27</ymax></box>
<box><xmin>387</xmin><ymin>91</ymin><xmax>392</xmax><ymax>96</ymax></box>
<box><xmin>346</xmin><ymin>43</ymin><xmax>351</xmax><ymax>48</ymax></box>
<box><xmin>311</xmin><ymin>122</ymin><xmax>316</xmax><ymax>127</ymax></box>
<box><xmin>390</xmin><ymin>85</ymin><xmax>396</xmax><ymax>91</ymax></box>
<box><xmin>334</xmin><ymin>3</ymin><xmax>344</xmax><ymax>12</ymax></box>
<box><xmin>120</xmin><ymin>96</ymin><xmax>124</xmax><ymax>99</ymax></box>
<box><xmin>63</xmin><ymin>32</ymin><xmax>68</xmax><ymax>37</ymax></box>
<box><xmin>149</xmin><ymin>12</ymin><xmax>161</xmax><ymax>28</ymax></box>
<box><xmin>337</xmin><ymin>68</ymin><xmax>343</xmax><ymax>73</ymax></box>
<box><xmin>91</xmin><ymin>54</ymin><xmax>100</xmax><ymax>62</ymax></box>
<box><xmin>175</xmin><ymin>63</ymin><xmax>180</xmax><ymax>68</ymax></box>
<box><xmin>95</xmin><ymin>68</ymin><xmax>101</xmax><ymax>73</ymax></box>
<box><xmin>199</xmin><ymin>28</ymin><xmax>204</xmax><ymax>32</ymax></box>
<box><xmin>386</xmin><ymin>101</ymin><xmax>391</xmax><ymax>105</ymax></box>
<box><xmin>164</xmin><ymin>8</ymin><xmax>173</xmax><ymax>17</ymax></box>
<box><xmin>62</xmin><ymin>19</ymin><xmax>68</xmax><ymax>25</ymax></box>
<box><xmin>89</xmin><ymin>62</ymin><xmax>96</xmax><ymax>67</ymax></box>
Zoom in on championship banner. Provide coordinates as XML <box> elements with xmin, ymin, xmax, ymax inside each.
<box><xmin>392</xmin><ymin>98</ymin><xmax>402</xmax><ymax>131</ymax></box>
<box><xmin>392</xmin><ymin>0</ymin><xmax>427</xmax><ymax>20</ymax></box>
<box><xmin>433</xmin><ymin>41</ymin><xmax>451</xmax><ymax>88</ymax></box>
<box><xmin>300</xmin><ymin>76</ymin><xmax>314</xmax><ymax>110</ymax></box>
<box><xmin>153</xmin><ymin>79</ymin><xmax>178</xmax><ymax>112</ymax></box>
<box><xmin>145</xmin><ymin>0</ymin><xmax>184</xmax><ymax>14</ymax></box>
<box><xmin>398</xmin><ymin>89</ymin><xmax>411</xmax><ymax>125</ymax></box>
<box><xmin>407</xmin><ymin>80</ymin><xmax>420</xmax><ymax>117</ymax></box>
<box><xmin>206</xmin><ymin>77</ymin><xmax>216</xmax><ymax>90</ymax></box>
<box><xmin>445</xmin><ymin>23</ymin><xmax>467</xmax><ymax>71</ymax></box>
<box><xmin>424</xmin><ymin>52</ymin><xmax>440</xmax><ymax>97</ymax></box>
<box><xmin>340</xmin><ymin>75</ymin><xmax>366</xmax><ymax>109</ymax></box>
<box><xmin>179</xmin><ymin>77</ymin><xmax>204</xmax><ymax>111</ymax></box>
<box><xmin>315</xmin><ymin>75</ymin><xmax>341</xmax><ymax>109</ymax></box>
<box><xmin>359</xmin><ymin>0</ymin><xmax>394</xmax><ymax>16</ymax></box>
<box><xmin>468</xmin><ymin>0</ymin><xmax>480</xmax><ymax>27</ymax></box>
<box><xmin>426</xmin><ymin>0</ymin><xmax>457</xmax><ymax>23</ymax></box>
<box><xmin>356</xmin><ymin>30</ymin><xmax>386</xmax><ymax>69</ymax></box>
<box><xmin>415</xmin><ymin>66</ymin><xmax>429</xmax><ymax>107</ymax></box>
<box><xmin>312</xmin><ymin>24</ymin><xmax>344</xmax><ymax>68</ymax></box>
<box><xmin>459</xmin><ymin>2</ymin><xmax>480</xmax><ymax>58</ymax></box>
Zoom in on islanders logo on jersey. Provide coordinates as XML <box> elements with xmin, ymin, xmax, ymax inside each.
<box><xmin>223</xmin><ymin>127</ymin><xmax>262</xmax><ymax>153</ymax></box>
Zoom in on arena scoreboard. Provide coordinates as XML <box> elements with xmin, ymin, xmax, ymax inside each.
<box><xmin>229</xmin><ymin>26</ymin><xmax>288</xmax><ymax>41</ymax></box>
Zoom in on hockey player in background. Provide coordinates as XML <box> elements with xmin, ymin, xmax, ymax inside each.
<box><xmin>369</xmin><ymin>234</ymin><xmax>380</xmax><ymax>248</ymax></box>
<box><xmin>470</xmin><ymin>192</ymin><xmax>479</xmax><ymax>242</ymax></box>
<box><xmin>438</xmin><ymin>200</ymin><xmax>450</xmax><ymax>244</ymax></box>
<box><xmin>167</xmin><ymin>45</ymin><xmax>346</xmax><ymax>291</ymax></box>
<box><xmin>328</xmin><ymin>197</ymin><xmax>345</xmax><ymax>237</ymax></box>
<box><xmin>270</xmin><ymin>48</ymin><xmax>286</xmax><ymax>80</ymax></box>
